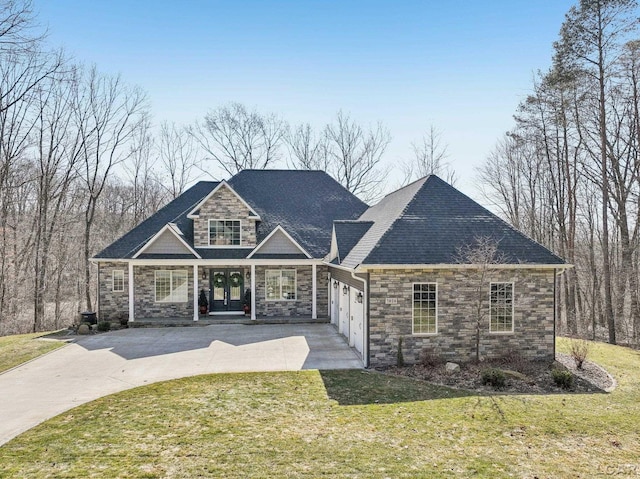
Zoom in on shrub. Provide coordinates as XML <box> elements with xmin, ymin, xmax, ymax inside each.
<box><xmin>97</xmin><ymin>321</ymin><xmax>111</xmax><ymax>332</ymax></box>
<box><xmin>481</xmin><ymin>368</ymin><xmax>506</xmax><ymax>388</ymax></box>
<box><xmin>397</xmin><ymin>337</ymin><xmax>404</xmax><ymax>367</ymax></box>
<box><xmin>570</xmin><ymin>339</ymin><xmax>591</xmax><ymax>370</ymax></box>
<box><xmin>420</xmin><ymin>349</ymin><xmax>443</xmax><ymax>368</ymax></box>
<box><xmin>552</xmin><ymin>369</ymin><xmax>574</xmax><ymax>389</ymax></box>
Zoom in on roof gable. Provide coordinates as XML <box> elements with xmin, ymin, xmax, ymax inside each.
<box><xmin>187</xmin><ymin>180</ymin><xmax>259</xmax><ymax>219</ymax></box>
<box><xmin>247</xmin><ymin>225</ymin><xmax>311</xmax><ymax>258</ymax></box>
<box><xmin>133</xmin><ymin>224</ymin><xmax>200</xmax><ymax>258</ymax></box>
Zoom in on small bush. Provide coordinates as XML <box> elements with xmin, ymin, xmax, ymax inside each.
<box><xmin>481</xmin><ymin>368</ymin><xmax>506</xmax><ymax>389</ymax></box>
<box><xmin>420</xmin><ymin>349</ymin><xmax>443</xmax><ymax>368</ymax></box>
<box><xmin>97</xmin><ymin>321</ymin><xmax>111</xmax><ymax>332</ymax></box>
<box><xmin>570</xmin><ymin>339</ymin><xmax>591</xmax><ymax>370</ymax></box>
<box><xmin>552</xmin><ymin>369</ymin><xmax>574</xmax><ymax>389</ymax></box>
<box><xmin>397</xmin><ymin>337</ymin><xmax>404</xmax><ymax>367</ymax></box>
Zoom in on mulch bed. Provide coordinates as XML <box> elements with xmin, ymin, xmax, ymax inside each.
<box><xmin>382</xmin><ymin>353</ymin><xmax>615</xmax><ymax>394</ymax></box>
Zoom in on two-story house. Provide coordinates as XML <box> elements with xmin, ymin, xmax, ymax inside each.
<box><xmin>94</xmin><ymin>170</ymin><xmax>566</xmax><ymax>367</ymax></box>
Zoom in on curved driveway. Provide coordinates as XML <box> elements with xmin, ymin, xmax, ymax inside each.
<box><xmin>0</xmin><ymin>323</ymin><xmax>361</xmax><ymax>446</ymax></box>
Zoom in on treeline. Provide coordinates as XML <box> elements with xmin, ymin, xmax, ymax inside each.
<box><xmin>478</xmin><ymin>0</ymin><xmax>640</xmax><ymax>345</ymax></box>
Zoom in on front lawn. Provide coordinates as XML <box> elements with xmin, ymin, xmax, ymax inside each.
<box><xmin>0</xmin><ymin>339</ymin><xmax>638</xmax><ymax>478</ymax></box>
<box><xmin>0</xmin><ymin>332</ymin><xmax>66</xmax><ymax>374</ymax></box>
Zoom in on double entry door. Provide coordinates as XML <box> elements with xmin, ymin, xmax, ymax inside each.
<box><xmin>210</xmin><ymin>269</ymin><xmax>245</xmax><ymax>314</ymax></box>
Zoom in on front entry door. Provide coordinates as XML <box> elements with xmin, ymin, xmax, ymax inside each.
<box><xmin>210</xmin><ymin>269</ymin><xmax>244</xmax><ymax>313</ymax></box>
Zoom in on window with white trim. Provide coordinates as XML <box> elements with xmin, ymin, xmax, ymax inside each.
<box><xmin>112</xmin><ymin>270</ymin><xmax>124</xmax><ymax>292</ymax></box>
<box><xmin>155</xmin><ymin>270</ymin><xmax>188</xmax><ymax>303</ymax></box>
<box><xmin>413</xmin><ymin>283</ymin><xmax>437</xmax><ymax>334</ymax></box>
<box><xmin>490</xmin><ymin>282</ymin><xmax>514</xmax><ymax>333</ymax></box>
<box><xmin>265</xmin><ymin>269</ymin><xmax>297</xmax><ymax>301</ymax></box>
<box><xmin>209</xmin><ymin>220</ymin><xmax>241</xmax><ymax>246</ymax></box>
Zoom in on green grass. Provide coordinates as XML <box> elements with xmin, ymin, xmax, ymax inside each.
<box><xmin>0</xmin><ymin>338</ymin><xmax>639</xmax><ymax>478</ymax></box>
<box><xmin>0</xmin><ymin>331</ymin><xmax>66</xmax><ymax>373</ymax></box>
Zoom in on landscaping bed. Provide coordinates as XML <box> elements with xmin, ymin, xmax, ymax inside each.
<box><xmin>382</xmin><ymin>352</ymin><xmax>615</xmax><ymax>394</ymax></box>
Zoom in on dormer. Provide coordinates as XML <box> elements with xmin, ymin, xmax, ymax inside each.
<box><xmin>187</xmin><ymin>181</ymin><xmax>261</xmax><ymax>248</ymax></box>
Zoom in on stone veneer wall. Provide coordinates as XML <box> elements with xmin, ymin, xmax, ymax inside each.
<box><xmin>254</xmin><ymin>265</ymin><xmax>328</xmax><ymax>317</ymax></box>
<box><xmin>368</xmin><ymin>268</ymin><xmax>555</xmax><ymax>367</ymax></box>
<box><xmin>97</xmin><ymin>261</ymin><xmax>129</xmax><ymax>321</ymax></box>
<box><xmin>193</xmin><ymin>185</ymin><xmax>257</xmax><ymax>247</ymax></box>
<box><xmin>134</xmin><ymin>265</ymin><xmax>193</xmax><ymax>319</ymax></box>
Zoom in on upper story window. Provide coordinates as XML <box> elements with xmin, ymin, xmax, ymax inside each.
<box><xmin>490</xmin><ymin>282</ymin><xmax>514</xmax><ymax>333</ymax></box>
<box><xmin>209</xmin><ymin>219</ymin><xmax>241</xmax><ymax>246</ymax></box>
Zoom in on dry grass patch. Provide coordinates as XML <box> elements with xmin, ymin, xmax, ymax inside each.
<box><xmin>0</xmin><ymin>339</ymin><xmax>638</xmax><ymax>478</ymax></box>
<box><xmin>0</xmin><ymin>331</ymin><xmax>66</xmax><ymax>373</ymax></box>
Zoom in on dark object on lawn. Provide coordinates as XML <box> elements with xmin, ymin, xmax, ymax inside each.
<box><xmin>80</xmin><ymin>311</ymin><xmax>97</xmax><ymax>325</ymax></box>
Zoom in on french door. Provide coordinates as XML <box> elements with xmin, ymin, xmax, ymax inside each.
<box><xmin>210</xmin><ymin>269</ymin><xmax>244</xmax><ymax>313</ymax></box>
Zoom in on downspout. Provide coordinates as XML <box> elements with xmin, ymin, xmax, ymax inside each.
<box><xmin>553</xmin><ymin>268</ymin><xmax>557</xmax><ymax>360</ymax></box>
<box><xmin>96</xmin><ymin>262</ymin><xmax>100</xmax><ymax>319</ymax></box>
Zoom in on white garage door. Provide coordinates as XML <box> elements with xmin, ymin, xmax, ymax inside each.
<box><xmin>338</xmin><ymin>282</ymin><xmax>350</xmax><ymax>339</ymax></box>
<box><xmin>349</xmin><ymin>288</ymin><xmax>364</xmax><ymax>355</ymax></box>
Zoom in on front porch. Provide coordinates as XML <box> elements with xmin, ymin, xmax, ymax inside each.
<box><xmin>129</xmin><ymin>316</ymin><xmax>331</xmax><ymax>328</ymax></box>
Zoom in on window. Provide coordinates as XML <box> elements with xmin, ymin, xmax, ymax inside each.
<box><xmin>112</xmin><ymin>270</ymin><xmax>124</xmax><ymax>292</ymax></box>
<box><xmin>413</xmin><ymin>283</ymin><xmax>437</xmax><ymax>334</ymax></box>
<box><xmin>490</xmin><ymin>282</ymin><xmax>514</xmax><ymax>333</ymax></box>
<box><xmin>265</xmin><ymin>269</ymin><xmax>297</xmax><ymax>301</ymax></box>
<box><xmin>209</xmin><ymin>220</ymin><xmax>241</xmax><ymax>246</ymax></box>
<box><xmin>155</xmin><ymin>270</ymin><xmax>188</xmax><ymax>303</ymax></box>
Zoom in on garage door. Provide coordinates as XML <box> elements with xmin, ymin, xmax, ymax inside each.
<box><xmin>349</xmin><ymin>288</ymin><xmax>364</xmax><ymax>355</ymax></box>
<box><xmin>338</xmin><ymin>282</ymin><xmax>349</xmax><ymax>339</ymax></box>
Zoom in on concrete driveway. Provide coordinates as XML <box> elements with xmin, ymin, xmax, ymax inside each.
<box><xmin>0</xmin><ymin>323</ymin><xmax>362</xmax><ymax>446</ymax></box>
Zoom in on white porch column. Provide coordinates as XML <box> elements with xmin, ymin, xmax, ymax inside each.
<box><xmin>312</xmin><ymin>263</ymin><xmax>317</xmax><ymax>320</ymax></box>
<box><xmin>251</xmin><ymin>264</ymin><xmax>256</xmax><ymax>320</ymax></box>
<box><xmin>193</xmin><ymin>264</ymin><xmax>199</xmax><ymax>321</ymax></box>
<box><xmin>128</xmin><ymin>262</ymin><xmax>134</xmax><ymax>322</ymax></box>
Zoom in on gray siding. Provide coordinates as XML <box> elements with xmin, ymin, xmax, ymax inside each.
<box><xmin>256</xmin><ymin>229</ymin><xmax>305</xmax><ymax>255</ymax></box>
<box><xmin>328</xmin><ymin>266</ymin><xmax>367</xmax><ymax>289</ymax></box>
<box><xmin>145</xmin><ymin>229</ymin><xmax>193</xmax><ymax>255</ymax></box>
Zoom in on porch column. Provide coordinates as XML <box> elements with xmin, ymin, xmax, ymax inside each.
<box><xmin>312</xmin><ymin>263</ymin><xmax>317</xmax><ymax>319</ymax></box>
<box><xmin>193</xmin><ymin>264</ymin><xmax>199</xmax><ymax>321</ymax></box>
<box><xmin>251</xmin><ymin>264</ymin><xmax>256</xmax><ymax>320</ymax></box>
<box><xmin>128</xmin><ymin>262</ymin><xmax>134</xmax><ymax>322</ymax></box>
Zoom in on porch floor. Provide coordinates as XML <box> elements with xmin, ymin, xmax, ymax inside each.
<box><xmin>129</xmin><ymin>316</ymin><xmax>330</xmax><ymax>327</ymax></box>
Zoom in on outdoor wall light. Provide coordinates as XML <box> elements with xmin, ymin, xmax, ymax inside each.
<box><xmin>333</xmin><ymin>280</ymin><xmax>338</xmax><ymax>289</ymax></box>
<box><xmin>357</xmin><ymin>292</ymin><xmax>363</xmax><ymax>303</ymax></box>
<box><xmin>342</xmin><ymin>285</ymin><xmax>349</xmax><ymax>295</ymax></box>
<box><xmin>246</xmin><ymin>271</ymin><xmax>251</xmax><ymax>281</ymax></box>
<box><xmin>201</xmin><ymin>270</ymin><xmax>207</xmax><ymax>281</ymax></box>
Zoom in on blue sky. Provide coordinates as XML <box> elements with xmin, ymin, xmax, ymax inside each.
<box><xmin>36</xmin><ymin>1</ymin><xmax>575</xmax><ymax>194</ymax></box>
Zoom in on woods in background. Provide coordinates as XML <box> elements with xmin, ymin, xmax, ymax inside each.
<box><xmin>478</xmin><ymin>0</ymin><xmax>640</xmax><ymax>344</ymax></box>
<box><xmin>3</xmin><ymin>0</ymin><xmax>640</xmax><ymax>347</ymax></box>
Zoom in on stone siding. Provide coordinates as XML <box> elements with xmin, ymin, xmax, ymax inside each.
<box><xmin>368</xmin><ymin>268</ymin><xmax>555</xmax><ymax>367</ymax></box>
<box><xmin>193</xmin><ymin>185</ymin><xmax>257</xmax><ymax>247</ymax></box>
<box><xmin>254</xmin><ymin>265</ymin><xmax>326</xmax><ymax>317</ymax></box>
<box><xmin>134</xmin><ymin>265</ymin><xmax>193</xmax><ymax>319</ymax></box>
<box><xmin>97</xmin><ymin>261</ymin><xmax>129</xmax><ymax>321</ymax></box>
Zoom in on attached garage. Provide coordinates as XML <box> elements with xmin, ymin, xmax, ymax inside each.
<box><xmin>328</xmin><ymin>267</ymin><xmax>367</xmax><ymax>360</ymax></box>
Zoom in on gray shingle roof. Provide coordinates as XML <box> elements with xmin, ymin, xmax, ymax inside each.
<box><xmin>341</xmin><ymin>175</ymin><xmax>564</xmax><ymax>267</ymax></box>
<box><xmin>94</xmin><ymin>170</ymin><xmax>368</xmax><ymax>260</ymax></box>
<box><xmin>333</xmin><ymin>221</ymin><xmax>373</xmax><ymax>262</ymax></box>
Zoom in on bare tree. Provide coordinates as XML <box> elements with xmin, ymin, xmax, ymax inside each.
<box><xmin>402</xmin><ymin>125</ymin><xmax>456</xmax><ymax>185</ymax></box>
<box><xmin>286</xmin><ymin>122</ymin><xmax>329</xmax><ymax>171</ymax></box>
<box><xmin>158</xmin><ymin>121</ymin><xmax>197</xmax><ymax>199</ymax></box>
<box><xmin>189</xmin><ymin>102</ymin><xmax>287</xmax><ymax>177</ymax></box>
<box><xmin>74</xmin><ymin>66</ymin><xmax>148</xmax><ymax>311</ymax></box>
<box><xmin>324</xmin><ymin>110</ymin><xmax>391</xmax><ymax>201</ymax></box>
<box><xmin>456</xmin><ymin>236</ymin><xmax>507</xmax><ymax>362</ymax></box>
